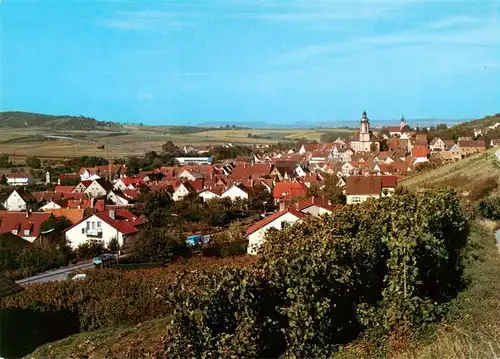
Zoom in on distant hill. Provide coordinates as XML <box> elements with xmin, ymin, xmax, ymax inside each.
<box><xmin>0</xmin><ymin>111</ymin><xmax>122</xmax><ymax>131</ymax></box>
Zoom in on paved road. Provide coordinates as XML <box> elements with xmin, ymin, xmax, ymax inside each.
<box><xmin>15</xmin><ymin>261</ymin><xmax>95</xmax><ymax>285</ymax></box>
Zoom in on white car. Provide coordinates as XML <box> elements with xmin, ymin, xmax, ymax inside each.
<box><xmin>71</xmin><ymin>273</ymin><xmax>87</xmax><ymax>281</ymax></box>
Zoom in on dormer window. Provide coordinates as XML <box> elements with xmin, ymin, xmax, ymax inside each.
<box><xmin>24</xmin><ymin>229</ymin><xmax>30</xmax><ymax>236</ymax></box>
<box><xmin>12</xmin><ymin>229</ymin><xmax>17</xmax><ymax>235</ymax></box>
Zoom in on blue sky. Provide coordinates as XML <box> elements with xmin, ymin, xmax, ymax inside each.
<box><xmin>1</xmin><ymin>0</ymin><xmax>499</xmax><ymax>126</ymax></box>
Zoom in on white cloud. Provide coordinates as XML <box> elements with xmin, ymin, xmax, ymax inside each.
<box><xmin>241</xmin><ymin>0</ymin><xmax>419</xmax><ymax>22</ymax></box>
<box><xmin>272</xmin><ymin>16</ymin><xmax>500</xmax><ymax>66</ymax></box>
<box><xmin>99</xmin><ymin>10</ymin><xmax>201</xmax><ymax>31</ymax></box>
<box><xmin>138</xmin><ymin>92</ymin><xmax>155</xmax><ymax>100</ymax></box>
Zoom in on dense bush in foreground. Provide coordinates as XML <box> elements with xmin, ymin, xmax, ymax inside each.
<box><xmin>1</xmin><ymin>188</ymin><xmax>469</xmax><ymax>358</ymax></box>
<box><xmin>160</xmin><ymin>188</ymin><xmax>469</xmax><ymax>358</ymax></box>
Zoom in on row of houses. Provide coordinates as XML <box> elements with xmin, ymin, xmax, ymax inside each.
<box><xmin>0</xmin><ymin>208</ymin><xmax>145</xmax><ymax>251</ymax></box>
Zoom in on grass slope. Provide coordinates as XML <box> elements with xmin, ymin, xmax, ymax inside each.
<box><xmin>402</xmin><ymin>148</ymin><xmax>500</xmax><ymax>196</ymax></box>
<box><xmin>393</xmin><ymin>221</ymin><xmax>500</xmax><ymax>359</ymax></box>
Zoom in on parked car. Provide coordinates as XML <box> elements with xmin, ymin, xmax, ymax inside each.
<box><xmin>92</xmin><ymin>253</ymin><xmax>116</xmax><ymax>266</ymax></box>
<box><xmin>71</xmin><ymin>273</ymin><xmax>87</xmax><ymax>281</ymax></box>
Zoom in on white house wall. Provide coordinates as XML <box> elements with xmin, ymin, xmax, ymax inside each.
<box><xmin>173</xmin><ymin>185</ymin><xmax>190</xmax><ymax>201</ymax></box>
<box><xmin>84</xmin><ymin>182</ymin><xmax>107</xmax><ymax>198</ymax></box>
<box><xmin>199</xmin><ymin>191</ymin><xmax>221</xmax><ymax>201</ymax></box>
<box><xmin>39</xmin><ymin>202</ymin><xmax>61</xmax><ymax>211</ymax></box>
<box><xmin>65</xmin><ymin>215</ymin><xmax>125</xmax><ymax>250</ymax></box>
<box><xmin>4</xmin><ymin>191</ymin><xmax>27</xmax><ymax>211</ymax></box>
<box><xmin>221</xmin><ymin>186</ymin><xmax>248</xmax><ymax>201</ymax></box>
<box><xmin>247</xmin><ymin>212</ymin><xmax>301</xmax><ymax>255</ymax></box>
<box><xmin>7</xmin><ymin>178</ymin><xmax>32</xmax><ymax>186</ymax></box>
<box><xmin>301</xmin><ymin>206</ymin><xmax>332</xmax><ymax>216</ymax></box>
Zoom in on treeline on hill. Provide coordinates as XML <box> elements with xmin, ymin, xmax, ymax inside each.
<box><xmin>0</xmin><ymin>111</ymin><xmax>121</xmax><ymax>131</ymax></box>
<box><xmin>1</xmin><ymin>188</ymin><xmax>472</xmax><ymax>358</ymax></box>
<box><xmin>423</xmin><ymin>113</ymin><xmax>500</xmax><ymax>142</ymax></box>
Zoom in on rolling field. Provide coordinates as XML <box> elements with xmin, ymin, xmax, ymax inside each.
<box><xmin>0</xmin><ymin>126</ymin><xmax>353</xmax><ymax>160</ymax></box>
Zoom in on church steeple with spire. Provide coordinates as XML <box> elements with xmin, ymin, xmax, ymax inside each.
<box><xmin>359</xmin><ymin>111</ymin><xmax>371</xmax><ymax>142</ymax></box>
<box><xmin>400</xmin><ymin>114</ymin><xmax>406</xmax><ymax>131</ymax></box>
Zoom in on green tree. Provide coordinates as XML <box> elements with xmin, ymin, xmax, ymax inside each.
<box><xmin>108</xmin><ymin>237</ymin><xmax>120</xmax><ymax>253</ymax></box>
<box><xmin>161</xmin><ymin>141</ymin><xmax>179</xmax><ymax>153</ymax></box>
<box><xmin>322</xmin><ymin>174</ymin><xmax>346</xmax><ymax>204</ymax></box>
<box><xmin>41</xmin><ymin>215</ymin><xmax>72</xmax><ymax>234</ymax></box>
<box><xmin>132</xmin><ymin>224</ymin><xmax>188</xmax><ymax>263</ymax></box>
<box><xmin>144</xmin><ymin>191</ymin><xmax>175</xmax><ymax>225</ymax></box>
<box><xmin>25</xmin><ymin>156</ymin><xmax>41</xmax><ymax>169</ymax></box>
<box><xmin>75</xmin><ymin>241</ymin><xmax>105</xmax><ymax>261</ymax></box>
<box><xmin>0</xmin><ymin>153</ymin><xmax>12</xmax><ymax>167</ymax></box>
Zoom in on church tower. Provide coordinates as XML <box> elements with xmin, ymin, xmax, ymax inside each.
<box><xmin>359</xmin><ymin>111</ymin><xmax>371</xmax><ymax>142</ymax></box>
<box><xmin>400</xmin><ymin>114</ymin><xmax>406</xmax><ymax>131</ymax></box>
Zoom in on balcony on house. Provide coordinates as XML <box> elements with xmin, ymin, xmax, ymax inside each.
<box><xmin>86</xmin><ymin>229</ymin><xmax>103</xmax><ymax>238</ymax></box>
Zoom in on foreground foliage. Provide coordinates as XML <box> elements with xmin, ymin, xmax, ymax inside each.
<box><xmin>2</xmin><ymin>188</ymin><xmax>470</xmax><ymax>358</ymax></box>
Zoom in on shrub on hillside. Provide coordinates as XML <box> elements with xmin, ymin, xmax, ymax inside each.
<box><xmin>75</xmin><ymin>241</ymin><xmax>105</xmax><ymax>261</ymax></box>
<box><xmin>201</xmin><ymin>231</ymin><xmax>247</xmax><ymax>257</ymax></box>
<box><xmin>478</xmin><ymin>196</ymin><xmax>500</xmax><ymax>220</ymax></box>
<box><xmin>131</xmin><ymin>224</ymin><xmax>190</xmax><ymax>263</ymax></box>
<box><xmin>0</xmin><ymin>237</ymin><xmax>71</xmax><ymax>280</ymax></box>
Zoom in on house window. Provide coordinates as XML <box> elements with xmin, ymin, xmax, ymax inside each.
<box><xmin>86</xmin><ymin>221</ymin><xmax>90</xmax><ymax>230</ymax></box>
<box><xmin>281</xmin><ymin>221</ymin><xmax>290</xmax><ymax>230</ymax></box>
<box><xmin>24</xmin><ymin>229</ymin><xmax>30</xmax><ymax>236</ymax></box>
<box><xmin>97</xmin><ymin>222</ymin><xmax>101</xmax><ymax>228</ymax></box>
<box><xmin>82</xmin><ymin>228</ymin><xmax>85</xmax><ymax>234</ymax></box>
<box><xmin>92</xmin><ymin>222</ymin><xmax>96</xmax><ymax>229</ymax></box>
<box><xmin>12</xmin><ymin>230</ymin><xmax>17</xmax><ymax>235</ymax></box>
<box><xmin>352</xmin><ymin>196</ymin><xmax>361</xmax><ymax>203</ymax></box>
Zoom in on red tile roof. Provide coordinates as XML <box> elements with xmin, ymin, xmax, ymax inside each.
<box><xmin>188</xmin><ymin>178</ymin><xmax>205</xmax><ymax>191</ymax></box>
<box><xmin>228</xmin><ymin>163</ymin><xmax>272</xmax><ymax>179</ymax></box>
<box><xmin>79</xmin><ymin>165</ymin><xmax>126</xmax><ymax>176</ymax></box>
<box><xmin>345</xmin><ymin>176</ymin><xmax>382</xmax><ymax>196</ymax></box>
<box><xmin>272</xmin><ymin>181</ymin><xmax>308</xmax><ymax>200</ymax></box>
<box><xmin>95</xmin><ymin>209</ymin><xmax>145</xmax><ymax>235</ymax></box>
<box><xmin>386</xmin><ymin>126</ymin><xmax>402</xmax><ymax>133</ymax></box>
<box><xmin>411</xmin><ymin>146</ymin><xmax>430</xmax><ymax>158</ymax></box>
<box><xmin>381</xmin><ymin>175</ymin><xmax>398</xmax><ymax>188</ymax></box>
<box><xmin>121</xmin><ymin>189</ymin><xmax>141</xmax><ymax>200</ymax></box>
<box><xmin>246</xmin><ymin>208</ymin><xmax>306</xmax><ymax>236</ymax></box>
<box><xmin>310</xmin><ymin>150</ymin><xmax>328</xmax><ymax>158</ymax></box>
<box><xmin>64</xmin><ymin>209</ymin><xmax>145</xmax><ymax>235</ymax></box>
<box><xmin>94</xmin><ymin>199</ymin><xmax>105</xmax><ymax>212</ymax></box>
<box><xmin>63</xmin><ymin>192</ymin><xmax>86</xmax><ymax>200</ymax></box>
<box><xmin>55</xmin><ymin>186</ymin><xmax>76</xmax><ymax>193</ymax></box>
<box><xmin>58</xmin><ymin>173</ymin><xmax>79</xmax><ymax>181</ymax></box>
<box><xmin>33</xmin><ymin>191</ymin><xmax>64</xmax><ymax>203</ymax></box>
<box><xmin>81</xmin><ymin>180</ymin><xmax>93</xmax><ymax>188</ymax></box>
<box><xmin>45</xmin><ymin>208</ymin><xmax>86</xmax><ymax>224</ymax></box>
<box><xmin>120</xmin><ymin>177</ymin><xmax>144</xmax><ymax>186</ymax></box>
<box><xmin>300</xmin><ymin>143</ymin><xmax>319</xmax><ymax>152</ymax></box>
<box><xmin>7</xmin><ymin>172</ymin><xmax>32</xmax><ymax>179</ymax></box>
<box><xmin>0</xmin><ymin>211</ymin><xmax>52</xmax><ymax>239</ymax></box>
<box><xmin>458</xmin><ymin>140</ymin><xmax>486</xmax><ymax>148</ymax></box>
